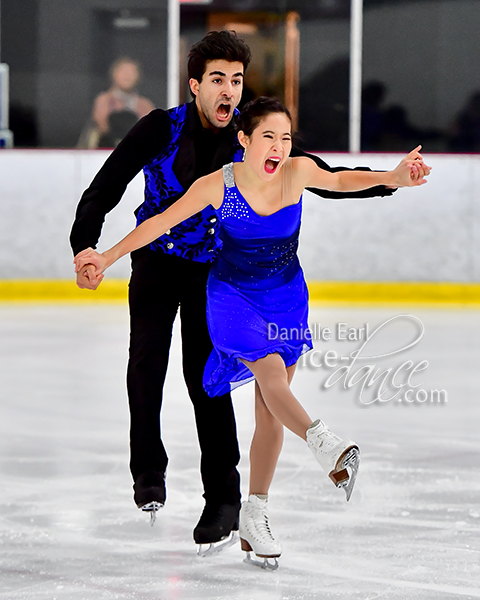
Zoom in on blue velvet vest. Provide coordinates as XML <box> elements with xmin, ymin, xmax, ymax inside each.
<box><xmin>136</xmin><ymin>103</ymin><xmax>243</xmax><ymax>263</ymax></box>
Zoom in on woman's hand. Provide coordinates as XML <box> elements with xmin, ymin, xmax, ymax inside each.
<box><xmin>76</xmin><ymin>263</ymin><xmax>104</xmax><ymax>290</ymax></box>
<box><xmin>74</xmin><ymin>248</ymin><xmax>108</xmax><ymax>287</ymax></box>
<box><xmin>391</xmin><ymin>145</ymin><xmax>432</xmax><ymax>187</ymax></box>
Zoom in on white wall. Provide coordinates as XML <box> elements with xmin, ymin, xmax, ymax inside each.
<box><xmin>301</xmin><ymin>153</ymin><xmax>480</xmax><ymax>282</ymax></box>
<box><xmin>0</xmin><ymin>150</ymin><xmax>143</xmax><ymax>279</ymax></box>
<box><xmin>0</xmin><ymin>149</ymin><xmax>478</xmax><ymax>282</ymax></box>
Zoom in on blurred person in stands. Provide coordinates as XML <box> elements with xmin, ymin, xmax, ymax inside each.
<box><xmin>361</xmin><ymin>81</ymin><xmax>386</xmax><ymax>151</ymax></box>
<box><xmin>79</xmin><ymin>58</ymin><xmax>155</xmax><ymax>148</ymax></box>
<box><xmin>448</xmin><ymin>91</ymin><xmax>480</xmax><ymax>153</ymax></box>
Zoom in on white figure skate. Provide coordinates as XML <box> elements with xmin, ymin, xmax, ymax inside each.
<box><xmin>306</xmin><ymin>419</ymin><xmax>360</xmax><ymax>501</ymax></box>
<box><xmin>239</xmin><ymin>495</ymin><xmax>282</xmax><ymax>570</ymax></box>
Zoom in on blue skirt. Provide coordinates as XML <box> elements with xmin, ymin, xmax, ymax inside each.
<box><xmin>203</xmin><ymin>267</ymin><xmax>313</xmax><ymax>397</ymax></box>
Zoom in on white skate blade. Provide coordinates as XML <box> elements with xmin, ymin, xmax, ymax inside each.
<box><xmin>243</xmin><ymin>552</ymin><xmax>279</xmax><ymax>571</ymax></box>
<box><xmin>196</xmin><ymin>530</ymin><xmax>239</xmax><ymax>557</ymax></box>
<box><xmin>140</xmin><ymin>501</ymin><xmax>164</xmax><ymax>527</ymax></box>
<box><xmin>331</xmin><ymin>447</ymin><xmax>360</xmax><ymax>502</ymax></box>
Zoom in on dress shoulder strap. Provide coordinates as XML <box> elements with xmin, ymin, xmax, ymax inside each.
<box><xmin>222</xmin><ymin>163</ymin><xmax>235</xmax><ymax>189</ymax></box>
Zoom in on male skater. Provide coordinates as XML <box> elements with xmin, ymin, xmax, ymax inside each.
<box><xmin>70</xmin><ymin>30</ymin><xmax>395</xmax><ymax>552</ymax></box>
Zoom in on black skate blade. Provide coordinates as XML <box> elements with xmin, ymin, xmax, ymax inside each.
<box><xmin>244</xmin><ymin>552</ymin><xmax>279</xmax><ymax>571</ymax></box>
<box><xmin>196</xmin><ymin>530</ymin><xmax>239</xmax><ymax>557</ymax></box>
<box><xmin>140</xmin><ymin>501</ymin><xmax>164</xmax><ymax>526</ymax></box>
<box><xmin>337</xmin><ymin>447</ymin><xmax>360</xmax><ymax>501</ymax></box>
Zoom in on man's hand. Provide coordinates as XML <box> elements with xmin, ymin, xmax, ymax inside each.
<box><xmin>391</xmin><ymin>145</ymin><xmax>432</xmax><ymax>187</ymax></box>
<box><xmin>75</xmin><ymin>263</ymin><xmax>104</xmax><ymax>290</ymax></box>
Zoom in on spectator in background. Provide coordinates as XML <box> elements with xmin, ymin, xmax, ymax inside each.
<box><xmin>448</xmin><ymin>91</ymin><xmax>480</xmax><ymax>153</ymax></box>
<box><xmin>361</xmin><ymin>81</ymin><xmax>387</xmax><ymax>151</ymax></box>
<box><xmin>78</xmin><ymin>58</ymin><xmax>155</xmax><ymax>148</ymax></box>
<box><xmin>9</xmin><ymin>102</ymin><xmax>38</xmax><ymax>148</ymax></box>
<box><xmin>298</xmin><ymin>57</ymin><xmax>350</xmax><ymax>151</ymax></box>
<box><xmin>381</xmin><ymin>104</ymin><xmax>441</xmax><ymax>152</ymax></box>
<box><xmin>361</xmin><ymin>82</ymin><xmax>441</xmax><ymax>152</ymax></box>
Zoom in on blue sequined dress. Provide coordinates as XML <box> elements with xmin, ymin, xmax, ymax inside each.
<box><xmin>203</xmin><ymin>162</ymin><xmax>313</xmax><ymax>397</ymax></box>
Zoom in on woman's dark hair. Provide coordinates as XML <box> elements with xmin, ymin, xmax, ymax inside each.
<box><xmin>236</xmin><ymin>97</ymin><xmax>292</xmax><ymax>136</ymax></box>
<box><xmin>188</xmin><ymin>30</ymin><xmax>251</xmax><ymax>83</ymax></box>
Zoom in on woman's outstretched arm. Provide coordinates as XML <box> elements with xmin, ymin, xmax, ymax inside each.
<box><xmin>74</xmin><ymin>169</ymin><xmax>223</xmax><ymax>283</ymax></box>
<box><xmin>294</xmin><ymin>146</ymin><xmax>431</xmax><ymax>192</ymax></box>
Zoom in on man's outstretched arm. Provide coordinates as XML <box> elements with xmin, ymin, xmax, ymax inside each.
<box><xmin>290</xmin><ymin>146</ymin><xmax>398</xmax><ymax>200</ymax></box>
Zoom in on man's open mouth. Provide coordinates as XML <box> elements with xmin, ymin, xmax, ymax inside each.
<box><xmin>216</xmin><ymin>103</ymin><xmax>232</xmax><ymax>121</ymax></box>
<box><xmin>264</xmin><ymin>157</ymin><xmax>281</xmax><ymax>174</ymax></box>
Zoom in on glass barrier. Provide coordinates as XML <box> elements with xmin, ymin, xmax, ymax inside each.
<box><xmin>1</xmin><ymin>0</ymin><xmax>478</xmax><ymax>152</ymax></box>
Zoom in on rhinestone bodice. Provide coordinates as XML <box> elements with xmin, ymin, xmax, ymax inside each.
<box><xmin>211</xmin><ymin>163</ymin><xmax>303</xmax><ymax>291</ymax></box>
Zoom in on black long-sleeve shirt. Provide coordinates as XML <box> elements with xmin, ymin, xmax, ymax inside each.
<box><xmin>70</xmin><ymin>102</ymin><xmax>395</xmax><ymax>257</ymax></box>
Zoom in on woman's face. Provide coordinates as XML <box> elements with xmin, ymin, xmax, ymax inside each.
<box><xmin>240</xmin><ymin>112</ymin><xmax>292</xmax><ymax>181</ymax></box>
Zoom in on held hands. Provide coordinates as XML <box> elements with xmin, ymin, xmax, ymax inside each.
<box><xmin>74</xmin><ymin>248</ymin><xmax>107</xmax><ymax>289</ymax></box>
<box><xmin>391</xmin><ymin>145</ymin><xmax>432</xmax><ymax>187</ymax></box>
<box><xmin>76</xmin><ymin>263</ymin><xmax>104</xmax><ymax>290</ymax></box>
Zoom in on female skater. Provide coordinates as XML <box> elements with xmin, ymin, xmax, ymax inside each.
<box><xmin>75</xmin><ymin>98</ymin><xmax>430</xmax><ymax>568</ymax></box>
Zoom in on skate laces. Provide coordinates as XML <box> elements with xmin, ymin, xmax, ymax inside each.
<box><xmin>248</xmin><ymin>505</ymin><xmax>275</xmax><ymax>541</ymax></box>
<box><xmin>308</xmin><ymin>420</ymin><xmax>342</xmax><ymax>452</ymax></box>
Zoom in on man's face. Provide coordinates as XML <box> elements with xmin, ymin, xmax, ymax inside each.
<box><xmin>189</xmin><ymin>60</ymin><xmax>244</xmax><ymax>130</ymax></box>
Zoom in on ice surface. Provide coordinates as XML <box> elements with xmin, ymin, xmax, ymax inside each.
<box><xmin>0</xmin><ymin>304</ymin><xmax>479</xmax><ymax>599</ymax></box>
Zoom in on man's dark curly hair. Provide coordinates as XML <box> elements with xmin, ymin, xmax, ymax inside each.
<box><xmin>188</xmin><ymin>30</ymin><xmax>251</xmax><ymax>84</ymax></box>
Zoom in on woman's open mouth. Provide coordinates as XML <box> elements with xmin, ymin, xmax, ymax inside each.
<box><xmin>264</xmin><ymin>157</ymin><xmax>281</xmax><ymax>174</ymax></box>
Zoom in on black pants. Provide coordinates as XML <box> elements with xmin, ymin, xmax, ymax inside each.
<box><xmin>127</xmin><ymin>247</ymin><xmax>241</xmax><ymax>506</ymax></box>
